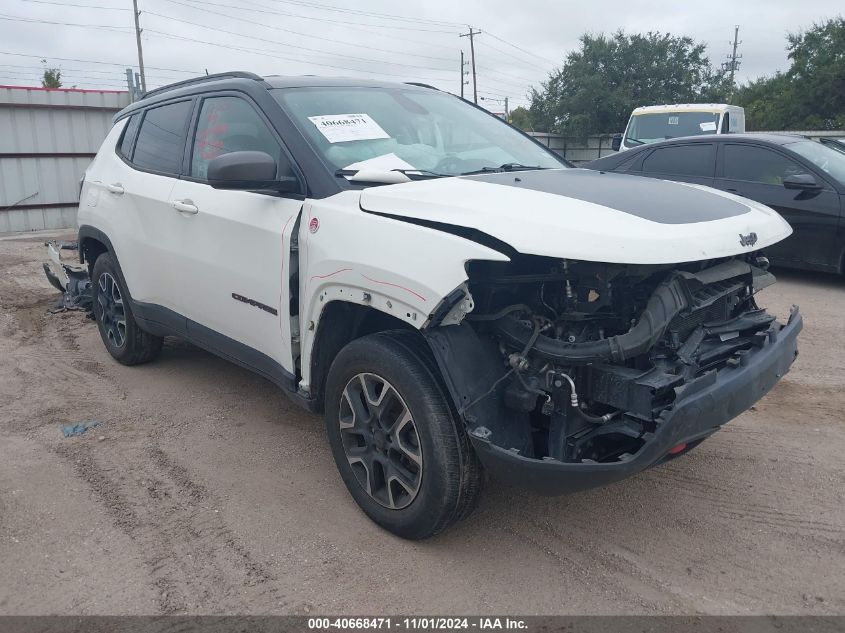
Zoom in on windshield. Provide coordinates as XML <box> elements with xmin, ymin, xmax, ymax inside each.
<box><xmin>625</xmin><ymin>112</ymin><xmax>721</xmax><ymax>146</ymax></box>
<box><xmin>272</xmin><ymin>86</ymin><xmax>564</xmax><ymax>177</ymax></box>
<box><xmin>787</xmin><ymin>140</ymin><xmax>845</xmax><ymax>185</ymax></box>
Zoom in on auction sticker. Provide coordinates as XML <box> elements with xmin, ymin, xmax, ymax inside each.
<box><xmin>308</xmin><ymin>113</ymin><xmax>390</xmax><ymax>143</ymax></box>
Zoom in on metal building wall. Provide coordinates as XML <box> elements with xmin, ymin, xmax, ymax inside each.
<box><xmin>0</xmin><ymin>85</ymin><xmax>130</xmax><ymax>233</ymax></box>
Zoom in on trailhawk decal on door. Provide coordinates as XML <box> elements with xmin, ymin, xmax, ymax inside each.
<box><xmin>231</xmin><ymin>292</ymin><xmax>278</xmax><ymax>316</ymax></box>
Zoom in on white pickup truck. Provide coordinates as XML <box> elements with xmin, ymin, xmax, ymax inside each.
<box><xmin>73</xmin><ymin>73</ymin><xmax>800</xmax><ymax>539</ymax></box>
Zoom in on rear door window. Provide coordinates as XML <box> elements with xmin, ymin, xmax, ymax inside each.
<box><xmin>132</xmin><ymin>100</ymin><xmax>193</xmax><ymax>175</ymax></box>
<box><xmin>641</xmin><ymin>144</ymin><xmax>714</xmax><ymax>178</ymax></box>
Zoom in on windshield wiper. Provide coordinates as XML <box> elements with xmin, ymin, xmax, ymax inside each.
<box><xmin>335</xmin><ymin>168</ymin><xmax>445</xmax><ymax>181</ymax></box>
<box><xmin>458</xmin><ymin>163</ymin><xmax>550</xmax><ymax>176</ymax></box>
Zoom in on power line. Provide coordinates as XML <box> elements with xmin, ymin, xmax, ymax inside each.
<box><xmin>210</xmin><ymin>0</ymin><xmax>462</xmax><ymax>51</ymax></box>
<box><xmin>217</xmin><ymin>0</ymin><xmax>458</xmax><ymax>33</ymax></box>
<box><xmin>0</xmin><ymin>72</ymin><xmax>128</xmax><ymax>87</ymax></box>
<box><xmin>0</xmin><ymin>63</ymin><xmax>185</xmax><ymax>81</ymax></box>
<box><xmin>0</xmin><ymin>12</ymin><xmax>132</xmax><ymax>32</ymax></box>
<box><xmin>144</xmin><ymin>29</ymin><xmax>451</xmax><ymax>83</ymax></box>
<box><xmin>1</xmin><ymin>9</ymin><xmax>452</xmax><ymax>83</ymax></box>
<box><xmin>484</xmin><ymin>31</ymin><xmax>558</xmax><ymax>66</ymax></box>
<box><xmin>12</xmin><ymin>0</ymin><xmax>129</xmax><ymax>9</ymax></box>
<box><xmin>260</xmin><ymin>0</ymin><xmax>464</xmax><ymax>28</ymax></box>
<box><xmin>0</xmin><ymin>50</ymin><xmax>198</xmax><ymax>74</ymax></box>
<box><xmin>146</xmin><ymin>3</ymin><xmax>456</xmax><ymax>69</ymax></box>
<box><xmin>475</xmin><ymin>38</ymin><xmax>556</xmax><ymax>76</ymax></box>
<box><xmin>160</xmin><ymin>0</ymin><xmax>457</xmax><ymax>62</ymax></box>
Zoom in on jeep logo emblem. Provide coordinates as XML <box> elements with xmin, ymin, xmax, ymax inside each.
<box><xmin>739</xmin><ymin>232</ymin><xmax>758</xmax><ymax>247</ymax></box>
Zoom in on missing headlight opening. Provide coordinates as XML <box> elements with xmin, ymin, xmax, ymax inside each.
<box><xmin>429</xmin><ymin>253</ymin><xmax>782</xmax><ymax>466</ymax></box>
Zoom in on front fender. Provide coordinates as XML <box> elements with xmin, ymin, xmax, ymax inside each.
<box><xmin>297</xmin><ymin>192</ymin><xmax>509</xmax><ymax>392</ymax></box>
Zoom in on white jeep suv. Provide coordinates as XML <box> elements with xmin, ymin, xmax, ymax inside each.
<box><xmin>77</xmin><ymin>72</ymin><xmax>801</xmax><ymax>539</ymax></box>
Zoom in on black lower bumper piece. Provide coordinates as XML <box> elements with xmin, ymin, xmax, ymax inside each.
<box><xmin>469</xmin><ymin>306</ymin><xmax>803</xmax><ymax>495</ymax></box>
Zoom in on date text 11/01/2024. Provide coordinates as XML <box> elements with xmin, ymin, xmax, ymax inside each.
<box><xmin>308</xmin><ymin>617</ymin><xmax>528</xmax><ymax>630</ymax></box>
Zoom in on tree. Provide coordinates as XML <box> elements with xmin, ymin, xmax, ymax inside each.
<box><xmin>508</xmin><ymin>106</ymin><xmax>534</xmax><ymax>131</ymax></box>
<box><xmin>41</xmin><ymin>61</ymin><xmax>62</xmax><ymax>88</ymax></box>
<box><xmin>528</xmin><ymin>31</ymin><xmax>729</xmax><ymax>137</ymax></box>
<box><xmin>735</xmin><ymin>17</ymin><xmax>845</xmax><ymax>130</ymax></box>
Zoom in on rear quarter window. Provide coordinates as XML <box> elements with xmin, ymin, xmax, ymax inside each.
<box><xmin>117</xmin><ymin>114</ymin><xmax>140</xmax><ymax>160</ymax></box>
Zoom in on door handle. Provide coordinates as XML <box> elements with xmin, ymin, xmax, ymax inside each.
<box><xmin>172</xmin><ymin>199</ymin><xmax>198</xmax><ymax>214</ymax></box>
<box><xmin>726</xmin><ymin>188</ymin><xmax>747</xmax><ymax>198</ymax></box>
<box><xmin>106</xmin><ymin>183</ymin><xmax>124</xmax><ymax>195</ymax></box>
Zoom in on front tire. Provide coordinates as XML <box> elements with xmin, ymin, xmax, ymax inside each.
<box><xmin>325</xmin><ymin>332</ymin><xmax>483</xmax><ymax>540</ymax></box>
<box><xmin>91</xmin><ymin>253</ymin><xmax>163</xmax><ymax>365</ymax></box>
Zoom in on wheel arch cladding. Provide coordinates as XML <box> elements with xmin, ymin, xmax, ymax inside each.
<box><xmin>308</xmin><ymin>300</ymin><xmax>418</xmax><ymax>413</ymax></box>
<box><xmin>78</xmin><ymin>225</ymin><xmax>114</xmax><ymax>271</ymax></box>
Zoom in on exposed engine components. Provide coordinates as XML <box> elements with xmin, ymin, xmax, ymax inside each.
<box><xmin>446</xmin><ymin>254</ymin><xmax>777</xmax><ymax>465</ymax></box>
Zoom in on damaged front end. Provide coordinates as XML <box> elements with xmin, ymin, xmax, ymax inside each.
<box><xmin>426</xmin><ymin>254</ymin><xmax>802</xmax><ymax>494</ymax></box>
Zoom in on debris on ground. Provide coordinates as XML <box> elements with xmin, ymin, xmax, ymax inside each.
<box><xmin>61</xmin><ymin>420</ymin><xmax>102</xmax><ymax>437</ymax></box>
<box><xmin>43</xmin><ymin>240</ymin><xmax>92</xmax><ymax>315</ymax></box>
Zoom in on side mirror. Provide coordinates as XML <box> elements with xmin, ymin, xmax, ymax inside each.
<box><xmin>207</xmin><ymin>151</ymin><xmax>300</xmax><ymax>193</ymax></box>
<box><xmin>611</xmin><ymin>134</ymin><xmax>622</xmax><ymax>152</ymax></box>
<box><xmin>782</xmin><ymin>173</ymin><xmax>821</xmax><ymax>190</ymax></box>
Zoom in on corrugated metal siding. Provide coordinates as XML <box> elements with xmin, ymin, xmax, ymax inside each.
<box><xmin>0</xmin><ymin>86</ymin><xmax>130</xmax><ymax>233</ymax></box>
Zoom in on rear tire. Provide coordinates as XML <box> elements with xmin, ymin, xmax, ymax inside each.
<box><xmin>91</xmin><ymin>253</ymin><xmax>163</xmax><ymax>365</ymax></box>
<box><xmin>325</xmin><ymin>331</ymin><xmax>483</xmax><ymax>539</ymax></box>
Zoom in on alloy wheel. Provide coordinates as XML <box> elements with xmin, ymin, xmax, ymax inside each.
<box><xmin>97</xmin><ymin>272</ymin><xmax>127</xmax><ymax>348</ymax></box>
<box><xmin>339</xmin><ymin>373</ymin><xmax>423</xmax><ymax>509</ymax></box>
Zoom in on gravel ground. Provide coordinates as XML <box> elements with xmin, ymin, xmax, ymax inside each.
<box><xmin>0</xmin><ymin>230</ymin><xmax>843</xmax><ymax>616</ymax></box>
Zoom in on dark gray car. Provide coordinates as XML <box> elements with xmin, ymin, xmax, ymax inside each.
<box><xmin>585</xmin><ymin>134</ymin><xmax>845</xmax><ymax>274</ymax></box>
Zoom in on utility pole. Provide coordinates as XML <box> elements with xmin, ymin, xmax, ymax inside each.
<box><xmin>722</xmin><ymin>25</ymin><xmax>742</xmax><ymax>97</ymax></box>
<box><xmin>459</xmin><ymin>27</ymin><xmax>481</xmax><ymax>104</ymax></box>
<box><xmin>132</xmin><ymin>0</ymin><xmax>147</xmax><ymax>94</ymax></box>
<box><xmin>504</xmin><ymin>97</ymin><xmax>509</xmax><ymax>120</ymax></box>
<box><xmin>460</xmin><ymin>51</ymin><xmax>464</xmax><ymax>99</ymax></box>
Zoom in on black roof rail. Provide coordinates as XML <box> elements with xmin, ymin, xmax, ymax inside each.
<box><xmin>404</xmin><ymin>82</ymin><xmax>440</xmax><ymax>91</ymax></box>
<box><xmin>142</xmin><ymin>71</ymin><xmax>264</xmax><ymax>99</ymax></box>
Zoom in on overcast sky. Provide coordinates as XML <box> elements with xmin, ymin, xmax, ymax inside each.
<box><xmin>0</xmin><ymin>0</ymin><xmax>838</xmax><ymax>111</ymax></box>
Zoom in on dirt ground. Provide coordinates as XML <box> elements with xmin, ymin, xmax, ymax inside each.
<box><xmin>0</xmin><ymin>230</ymin><xmax>843</xmax><ymax>616</ymax></box>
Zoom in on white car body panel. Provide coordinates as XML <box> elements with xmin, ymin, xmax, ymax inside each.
<box><xmin>168</xmin><ymin>178</ymin><xmax>303</xmax><ymax>373</ymax></box>
<box><xmin>78</xmin><ymin>120</ymin><xmax>184</xmax><ymax>311</ymax></box>
<box><xmin>296</xmin><ymin>190</ymin><xmax>509</xmax><ymax>391</ymax></box>
<box><xmin>359</xmin><ymin>170</ymin><xmax>792</xmax><ymax>264</ymax></box>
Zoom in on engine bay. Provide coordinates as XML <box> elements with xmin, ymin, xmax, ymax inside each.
<box><xmin>444</xmin><ymin>253</ymin><xmax>778</xmax><ymax>465</ymax></box>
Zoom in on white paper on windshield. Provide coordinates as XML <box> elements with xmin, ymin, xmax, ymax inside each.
<box><xmin>700</xmin><ymin>121</ymin><xmax>717</xmax><ymax>131</ymax></box>
<box><xmin>308</xmin><ymin>113</ymin><xmax>390</xmax><ymax>143</ymax></box>
<box><xmin>344</xmin><ymin>153</ymin><xmax>415</xmax><ymax>172</ymax></box>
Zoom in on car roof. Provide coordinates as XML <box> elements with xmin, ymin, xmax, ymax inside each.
<box><xmin>631</xmin><ymin>133</ymin><xmax>808</xmax><ymax>147</ymax></box>
<box><xmin>585</xmin><ymin>133</ymin><xmax>812</xmax><ymax>171</ymax></box>
<box><xmin>632</xmin><ymin>103</ymin><xmax>739</xmax><ymax>113</ymax></box>
<box><xmin>263</xmin><ymin>75</ymin><xmax>435</xmax><ymax>91</ymax></box>
<box><xmin>115</xmin><ymin>72</ymin><xmax>438</xmax><ymax>120</ymax></box>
